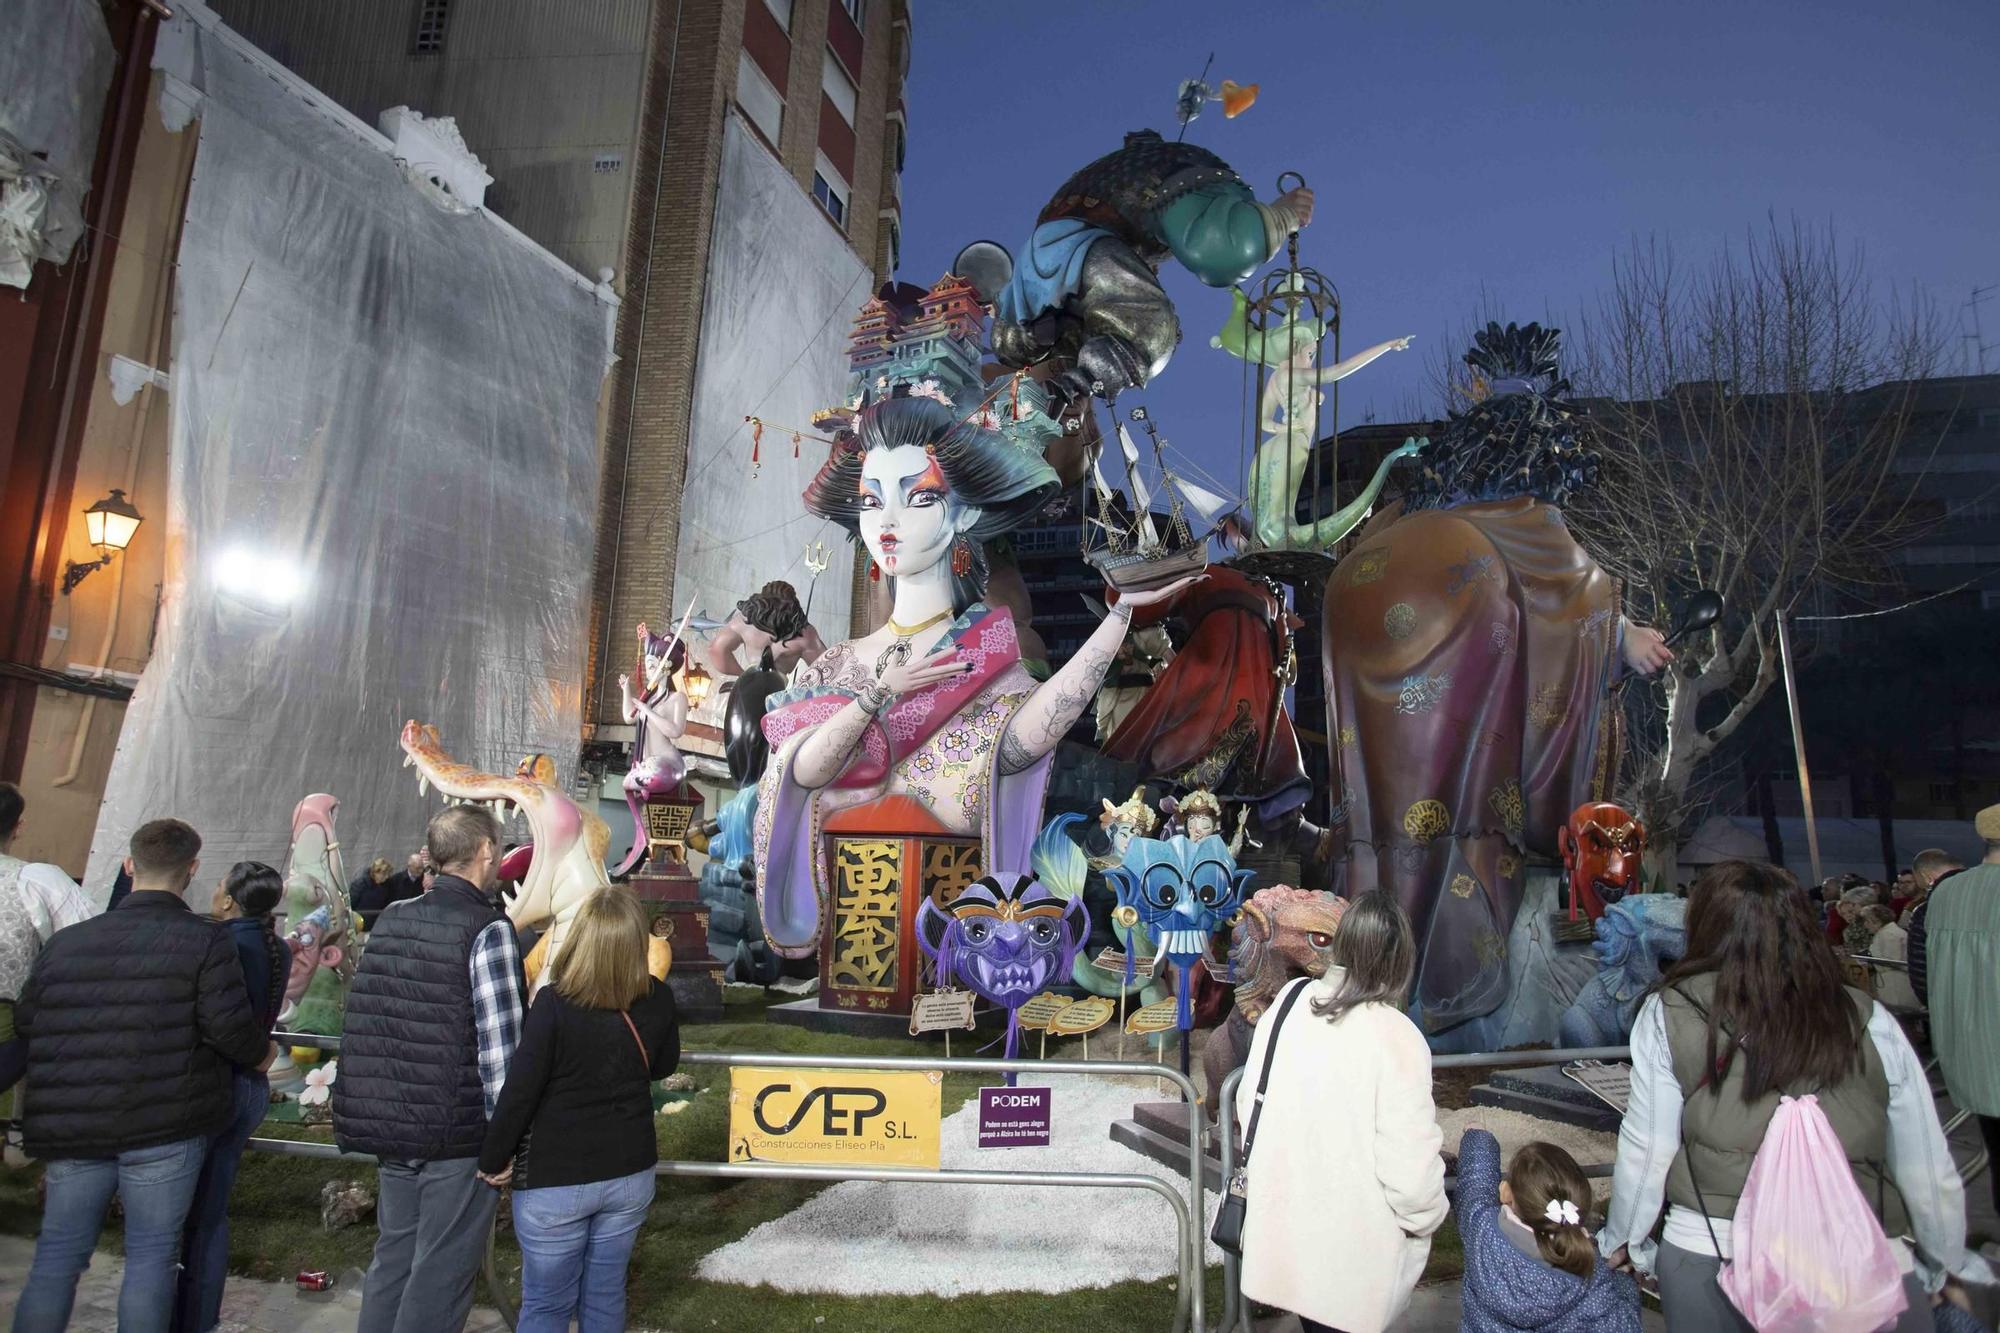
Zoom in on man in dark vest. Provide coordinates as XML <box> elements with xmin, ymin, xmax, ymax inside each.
<box><xmin>334</xmin><ymin>804</ymin><xmax>523</xmax><ymax>1333</ymax></box>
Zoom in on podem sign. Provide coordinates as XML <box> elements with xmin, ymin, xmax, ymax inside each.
<box><xmin>727</xmin><ymin>1067</ymin><xmax>943</xmax><ymax>1169</ymax></box>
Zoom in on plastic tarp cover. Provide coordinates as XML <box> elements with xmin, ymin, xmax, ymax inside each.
<box><xmin>672</xmin><ymin>110</ymin><xmax>869</xmax><ymax>646</ymax></box>
<box><xmin>0</xmin><ymin>0</ymin><xmax>113</xmax><ymax>286</ymax></box>
<box><xmin>85</xmin><ymin>14</ymin><xmax>609</xmax><ymax>892</ymax></box>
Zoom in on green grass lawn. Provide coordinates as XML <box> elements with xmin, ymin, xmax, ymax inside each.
<box><xmin>0</xmin><ymin>986</ymin><xmax>1461</xmax><ymax>1331</ymax></box>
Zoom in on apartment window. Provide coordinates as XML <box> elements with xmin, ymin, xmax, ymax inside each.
<box><xmin>1930</xmin><ymin>782</ymin><xmax>1957</xmax><ymax>805</ymax></box>
<box><xmin>736</xmin><ymin>50</ymin><xmax>785</xmax><ymax>148</ymax></box>
<box><xmin>763</xmin><ymin>0</ymin><xmax>793</xmax><ymax>31</ymax></box>
<box><xmin>812</xmin><ymin>156</ymin><xmax>849</xmax><ymax>230</ymax></box>
<box><xmin>839</xmin><ymin>0</ymin><xmax>865</xmax><ymax>27</ymax></box>
<box><xmin>887</xmin><ymin>218</ymin><xmax>901</xmax><ymax>271</ymax></box>
<box><xmin>891</xmin><ymin>120</ymin><xmax>905</xmax><ymax>172</ymax></box>
<box><xmin>821</xmin><ymin>49</ymin><xmax>858</xmax><ymax>124</ymax></box>
<box><xmin>412</xmin><ymin>0</ymin><xmax>451</xmax><ymax>55</ymax></box>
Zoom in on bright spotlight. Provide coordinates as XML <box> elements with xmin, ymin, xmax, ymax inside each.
<box><xmin>214</xmin><ymin>544</ymin><xmax>305</xmax><ymax>606</ymax></box>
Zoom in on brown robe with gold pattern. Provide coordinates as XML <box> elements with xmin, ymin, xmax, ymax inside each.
<box><xmin>1321</xmin><ymin>496</ymin><xmax>1621</xmax><ymax>1032</ymax></box>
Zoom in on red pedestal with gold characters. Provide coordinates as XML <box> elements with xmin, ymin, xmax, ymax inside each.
<box><xmin>819</xmin><ymin>797</ymin><xmax>982</xmax><ymax>1017</ymax></box>
<box><xmin>628</xmin><ymin>787</ymin><xmax>723</xmax><ymax>1021</ymax></box>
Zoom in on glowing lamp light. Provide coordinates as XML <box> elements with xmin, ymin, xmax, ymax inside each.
<box><xmin>682</xmin><ymin>662</ymin><xmax>714</xmax><ymax>709</ymax></box>
<box><xmin>84</xmin><ymin>489</ymin><xmax>143</xmax><ymax>551</ymax></box>
<box><xmin>61</xmin><ymin>489</ymin><xmax>144</xmax><ymax>595</ymax></box>
<box><xmin>214</xmin><ymin>544</ymin><xmax>305</xmax><ymax>607</ymax></box>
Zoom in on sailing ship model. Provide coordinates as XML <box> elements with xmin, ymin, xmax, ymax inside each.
<box><xmin>1082</xmin><ymin>406</ymin><xmax>1231</xmax><ymax>593</ymax></box>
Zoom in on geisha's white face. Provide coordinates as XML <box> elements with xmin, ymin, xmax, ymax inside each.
<box><xmin>858</xmin><ymin>445</ymin><xmax>976</xmax><ymax>579</ymax></box>
<box><xmin>1187</xmin><ymin>812</ymin><xmax>1219</xmax><ymax>842</ymax></box>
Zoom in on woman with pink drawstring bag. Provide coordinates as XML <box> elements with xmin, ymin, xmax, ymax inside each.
<box><xmin>1597</xmin><ymin>861</ymin><xmax>1996</xmax><ymax>1333</ymax></box>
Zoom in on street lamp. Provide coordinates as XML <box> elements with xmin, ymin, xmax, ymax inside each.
<box><xmin>682</xmin><ymin>661</ymin><xmax>714</xmax><ymax>710</ymax></box>
<box><xmin>61</xmin><ymin>489</ymin><xmax>143</xmax><ymax>595</ymax></box>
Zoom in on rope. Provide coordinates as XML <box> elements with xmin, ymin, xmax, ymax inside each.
<box><xmin>1791</xmin><ymin>568</ymin><xmax>2000</xmax><ymax>622</ymax></box>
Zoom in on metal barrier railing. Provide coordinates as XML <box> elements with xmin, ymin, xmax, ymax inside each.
<box><xmin>263</xmin><ymin>1035</ymin><xmax>1210</xmax><ymax>1332</ymax></box>
<box><xmin>674</xmin><ymin>1050</ymin><xmax>1208</xmax><ymax>1333</ymax></box>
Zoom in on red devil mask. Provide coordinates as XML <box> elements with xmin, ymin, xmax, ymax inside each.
<box><xmin>1556</xmin><ymin>801</ymin><xmax>1646</xmax><ymax>922</ymax></box>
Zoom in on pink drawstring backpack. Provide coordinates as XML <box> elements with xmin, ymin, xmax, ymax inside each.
<box><xmin>1706</xmin><ymin>1093</ymin><xmax>1908</xmax><ymax>1333</ymax></box>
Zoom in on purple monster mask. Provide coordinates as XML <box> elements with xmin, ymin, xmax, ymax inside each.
<box><xmin>917</xmin><ymin>872</ymin><xmax>1088</xmax><ymax>1066</ymax></box>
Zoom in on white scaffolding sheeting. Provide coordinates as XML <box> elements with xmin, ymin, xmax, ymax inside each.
<box><xmin>673</xmin><ymin>110</ymin><xmax>869</xmax><ymax>641</ymax></box>
<box><xmin>86</xmin><ymin>8</ymin><xmax>612</xmax><ymax>890</ymax></box>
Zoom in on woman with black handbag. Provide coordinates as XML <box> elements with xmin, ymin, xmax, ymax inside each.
<box><xmin>1228</xmin><ymin>891</ymin><xmax>1447</xmax><ymax>1333</ymax></box>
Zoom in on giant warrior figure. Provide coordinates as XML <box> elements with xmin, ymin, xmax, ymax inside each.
<box><xmin>1320</xmin><ymin>323</ymin><xmax>1672</xmax><ymax>1033</ymax></box>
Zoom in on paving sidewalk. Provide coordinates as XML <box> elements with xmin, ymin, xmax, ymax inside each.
<box><xmin>0</xmin><ymin>1233</ymin><xmax>508</xmax><ymax>1332</ymax></box>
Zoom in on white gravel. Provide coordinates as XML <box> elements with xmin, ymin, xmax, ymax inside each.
<box><xmin>694</xmin><ymin>1079</ymin><xmax>1618</xmax><ymax>1296</ymax></box>
<box><xmin>696</xmin><ymin>1075</ymin><xmax>1221</xmax><ymax>1295</ymax></box>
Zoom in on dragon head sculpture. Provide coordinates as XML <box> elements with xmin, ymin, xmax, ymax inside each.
<box><xmin>399</xmin><ymin>721</ymin><xmax>611</xmax><ymax>988</ymax></box>
<box><xmin>1557</xmin><ymin>800</ymin><xmax>1647</xmax><ymax>922</ymax></box>
<box><xmin>1228</xmin><ymin>885</ymin><xmax>1347</xmax><ymax>1024</ymax></box>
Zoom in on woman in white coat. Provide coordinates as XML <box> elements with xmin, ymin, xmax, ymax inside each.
<box><xmin>1233</xmin><ymin>890</ymin><xmax>1449</xmax><ymax>1333</ymax></box>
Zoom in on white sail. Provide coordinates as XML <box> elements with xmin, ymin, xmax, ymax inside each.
<box><xmin>1134</xmin><ymin>508</ymin><xmax>1164</xmax><ymax>555</ymax></box>
<box><xmin>1176</xmin><ymin>476</ymin><xmax>1234</xmax><ymax>527</ymax></box>
<box><xmin>1116</xmin><ymin>423</ymin><xmax>1143</xmax><ymax>469</ymax></box>
<box><xmin>1089</xmin><ymin>443</ymin><xmax>1116</xmax><ymax>501</ymax></box>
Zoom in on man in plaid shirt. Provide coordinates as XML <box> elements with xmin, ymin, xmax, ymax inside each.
<box><xmin>334</xmin><ymin>805</ymin><xmax>524</xmax><ymax>1333</ymax></box>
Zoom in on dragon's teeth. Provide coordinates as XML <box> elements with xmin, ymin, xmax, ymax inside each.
<box><xmin>402</xmin><ymin>754</ymin><xmax>414</xmax><ymax>768</ymax></box>
<box><xmin>418</xmin><ymin>776</ymin><xmax>429</xmax><ymax>797</ymax></box>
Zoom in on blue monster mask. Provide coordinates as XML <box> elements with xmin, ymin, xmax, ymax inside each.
<box><xmin>1106</xmin><ymin>834</ymin><xmax>1255</xmax><ymax>1030</ymax></box>
<box><xmin>916</xmin><ymin>872</ymin><xmax>1088</xmax><ymax>1062</ymax></box>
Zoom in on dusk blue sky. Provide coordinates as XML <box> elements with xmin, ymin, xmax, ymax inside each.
<box><xmin>896</xmin><ymin>0</ymin><xmax>1999</xmax><ymax>497</ymax></box>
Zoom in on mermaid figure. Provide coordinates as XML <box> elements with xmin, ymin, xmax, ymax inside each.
<box><xmin>755</xmin><ymin>394</ymin><xmax>1199</xmax><ymax>959</ymax></box>
<box><xmin>1213</xmin><ymin>279</ymin><xmax>1422</xmax><ymax>551</ymax></box>
<box><xmin>614</xmin><ymin>615</ymin><xmax>691</xmax><ymax>874</ymax></box>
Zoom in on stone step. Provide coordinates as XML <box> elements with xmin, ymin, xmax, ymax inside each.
<box><xmin>1109</xmin><ymin>1117</ymin><xmax>1225</xmax><ymax>1192</ymax></box>
<box><xmin>1468</xmin><ymin>1083</ymin><xmax>1621</xmax><ymax>1132</ymax></box>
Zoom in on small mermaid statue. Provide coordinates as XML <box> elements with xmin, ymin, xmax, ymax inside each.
<box><xmin>1213</xmin><ymin>277</ymin><xmax>1423</xmax><ymax>551</ymax></box>
<box><xmin>614</xmin><ymin>612</ymin><xmax>692</xmax><ymax>874</ymax></box>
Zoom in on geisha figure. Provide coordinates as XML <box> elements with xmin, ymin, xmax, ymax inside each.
<box><xmin>755</xmin><ymin>395</ymin><xmax>1197</xmax><ymax>958</ymax></box>
<box><xmin>613</xmin><ymin>619</ymin><xmax>691</xmax><ymax>874</ymax></box>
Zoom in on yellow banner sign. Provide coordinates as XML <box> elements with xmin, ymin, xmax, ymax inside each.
<box><xmin>1015</xmin><ymin>992</ymin><xmax>1075</xmax><ymax>1031</ymax></box>
<box><xmin>727</xmin><ymin>1067</ymin><xmax>942</xmax><ymax>1169</ymax></box>
<box><xmin>1048</xmin><ymin>995</ymin><xmax>1115</xmax><ymax>1036</ymax></box>
<box><xmin>1126</xmin><ymin>997</ymin><xmax>1182</xmax><ymax>1035</ymax></box>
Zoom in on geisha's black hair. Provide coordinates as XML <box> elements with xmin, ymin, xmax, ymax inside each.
<box><xmin>803</xmin><ymin>395</ymin><xmax>1059</xmax><ymax>615</ymax></box>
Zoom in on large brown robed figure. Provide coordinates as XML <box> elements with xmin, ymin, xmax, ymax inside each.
<box><xmin>1318</xmin><ymin>323</ymin><xmax>1639</xmax><ymax>1034</ymax></box>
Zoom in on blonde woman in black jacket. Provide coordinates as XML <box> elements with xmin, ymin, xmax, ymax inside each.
<box><xmin>479</xmin><ymin>886</ymin><xmax>679</xmax><ymax>1332</ymax></box>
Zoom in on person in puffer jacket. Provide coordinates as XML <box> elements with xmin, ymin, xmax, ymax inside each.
<box><xmin>1455</xmin><ymin>1129</ymin><xmax>1641</xmax><ymax>1332</ymax></box>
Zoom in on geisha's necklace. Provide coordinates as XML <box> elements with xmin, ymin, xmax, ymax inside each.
<box><xmin>874</xmin><ymin>608</ymin><xmax>953</xmax><ymax>678</ymax></box>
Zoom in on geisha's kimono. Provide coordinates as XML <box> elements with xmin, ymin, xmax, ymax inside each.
<box><xmin>753</xmin><ymin>606</ymin><xmax>1054</xmax><ymax>958</ymax></box>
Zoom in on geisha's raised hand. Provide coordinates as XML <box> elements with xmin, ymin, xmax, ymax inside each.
<box><xmin>792</xmin><ymin>647</ymin><xmax>967</xmax><ymax>790</ymax></box>
<box><xmin>873</xmin><ymin>648</ymin><xmax>968</xmax><ymax>703</ymax></box>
